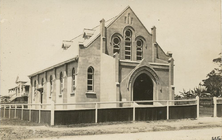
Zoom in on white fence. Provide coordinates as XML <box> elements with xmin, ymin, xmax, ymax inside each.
<box><xmin>0</xmin><ymin>97</ymin><xmax>200</xmax><ymax>126</ymax></box>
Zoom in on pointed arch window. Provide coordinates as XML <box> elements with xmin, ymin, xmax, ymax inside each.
<box><xmin>72</xmin><ymin>68</ymin><xmax>76</xmax><ymax>92</ymax></box>
<box><xmin>41</xmin><ymin>78</ymin><xmax>44</xmax><ymax>86</ymax></box>
<box><xmin>34</xmin><ymin>80</ymin><xmax>36</xmax><ymax>90</ymax></box>
<box><xmin>60</xmin><ymin>72</ymin><xmax>63</xmax><ymax>94</ymax></box>
<box><xmin>113</xmin><ymin>36</ymin><xmax>121</xmax><ymax>54</ymax></box>
<box><xmin>136</xmin><ymin>39</ymin><xmax>143</xmax><ymax>60</ymax></box>
<box><xmin>50</xmin><ymin>75</ymin><xmax>53</xmax><ymax>94</ymax></box>
<box><xmin>33</xmin><ymin>80</ymin><xmax>36</xmax><ymax>100</ymax></box>
<box><xmin>125</xmin><ymin>29</ymin><xmax>132</xmax><ymax>60</ymax></box>
<box><xmin>87</xmin><ymin>67</ymin><xmax>94</xmax><ymax>92</ymax></box>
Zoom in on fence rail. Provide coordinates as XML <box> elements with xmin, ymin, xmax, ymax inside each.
<box><xmin>0</xmin><ymin>97</ymin><xmax>202</xmax><ymax>126</ymax></box>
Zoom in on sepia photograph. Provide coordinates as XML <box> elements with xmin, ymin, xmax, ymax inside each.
<box><xmin>0</xmin><ymin>0</ymin><xmax>221</xmax><ymax>139</ymax></box>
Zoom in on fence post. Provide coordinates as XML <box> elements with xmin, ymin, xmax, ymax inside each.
<box><xmin>133</xmin><ymin>101</ymin><xmax>135</xmax><ymax>121</ymax></box>
<box><xmin>167</xmin><ymin>101</ymin><xmax>169</xmax><ymax>120</ymax></box>
<box><xmin>213</xmin><ymin>97</ymin><xmax>217</xmax><ymax>117</ymax></box>
<box><xmin>15</xmin><ymin>105</ymin><xmax>17</xmax><ymax>118</ymax></box>
<box><xmin>39</xmin><ymin>104</ymin><xmax>41</xmax><ymax>123</ymax></box>
<box><xmin>4</xmin><ymin>105</ymin><xmax>5</xmax><ymax>118</ymax></box>
<box><xmin>50</xmin><ymin>101</ymin><xmax>55</xmax><ymax>126</ymax></box>
<box><xmin>95</xmin><ymin>103</ymin><xmax>98</xmax><ymax>123</ymax></box>
<box><xmin>9</xmin><ymin>105</ymin><xmax>11</xmax><ymax>119</ymax></box>
<box><xmin>21</xmin><ymin>105</ymin><xmax>24</xmax><ymax>120</ymax></box>
<box><xmin>196</xmin><ymin>96</ymin><xmax>199</xmax><ymax>119</ymax></box>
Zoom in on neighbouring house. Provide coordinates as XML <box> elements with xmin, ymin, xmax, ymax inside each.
<box><xmin>0</xmin><ymin>95</ymin><xmax>10</xmax><ymax>104</ymax></box>
<box><xmin>8</xmin><ymin>75</ymin><xmax>30</xmax><ymax>103</ymax></box>
<box><xmin>28</xmin><ymin>6</ymin><xmax>175</xmax><ymax>109</ymax></box>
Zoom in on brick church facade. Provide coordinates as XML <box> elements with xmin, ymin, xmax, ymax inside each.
<box><xmin>28</xmin><ymin>6</ymin><xmax>175</xmax><ymax>109</ymax></box>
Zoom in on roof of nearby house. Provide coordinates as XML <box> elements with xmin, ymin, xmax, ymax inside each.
<box><xmin>16</xmin><ymin>75</ymin><xmax>29</xmax><ymax>83</ymax></box>
<box><xmin>8</xmin><ymin>75</ymin><xmax>30</xmax><ymax>91</ymax></box>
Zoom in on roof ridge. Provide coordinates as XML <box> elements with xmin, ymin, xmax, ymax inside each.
<box><xmin>106</xmin><ymin>6</ymin><xmax>131</xmax><ymax>28</ymax></box>
<box><xmin>69</xmin><ymin>16</ymin><xmax>117</xmax><ymax>42</ymax></box>
<box><xmin>70</xmin><ymin>34</ymin><xmax>82</xmax><ymax>41</ymax></box>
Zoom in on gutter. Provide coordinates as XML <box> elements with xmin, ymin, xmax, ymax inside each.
<box><xmin>28</xmin><ymin>56</ymin><xmax>79</xmax><ymax>78</ymax></box>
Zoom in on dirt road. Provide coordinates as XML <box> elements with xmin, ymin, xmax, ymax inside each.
<box><xmin>30</xmin><ymin>128</ymin><xmax>222</xmax><ymax>140</ymax></box>
<box><xmin>1</xmin><ymin>117</ymin><xmax>222</xmax><ymax>140</ymax></box>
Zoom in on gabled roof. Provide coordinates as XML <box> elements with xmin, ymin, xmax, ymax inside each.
<box><xmin>28</xmin><ymin>6</ymin><xmax>164</xmax><ymax>77</ymax></box>
<box><xmin>28</xmin><ymin>16</ymin><xmax>116</xmax><ymax>77</ymax></box>
<box><xmin>106</xmin><ymin>6</ymin><xmax>152</xmax><ymax>35</ymax></box>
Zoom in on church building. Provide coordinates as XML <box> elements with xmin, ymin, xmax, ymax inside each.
<box><xmin>28</xmin><ymin>6</ymin><xmax>175</xmax><ymax>109</ymax></box>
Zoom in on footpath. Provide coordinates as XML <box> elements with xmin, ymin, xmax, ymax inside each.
<box><xmin>0</xmin><ymin>117</ymin><xmax>222</xmax><ymax>140</ymax></box>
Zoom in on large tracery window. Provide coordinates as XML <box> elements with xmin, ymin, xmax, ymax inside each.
<box><xmin>72</xmin><ymin>68</ymin><xmax>75</xmax><ymax>92</ymax></box>
<box><xmin>60</xmin><ymin>72</ymin><xmax>63</xmax><ymax>94</ymax></box>
<box><xmin>113</xmin><ymin>36</ymin><xmax>121</xmax><ymax>54</ymax></box>
<box><xmin>125</xmin><ymin>29</ymin><xmax>132</xmax><ymax>60</ymax></box>
<box><xmin>136</xmin><ymin>39</ymin><xmax>143</xmax><ymax>60</ymax></box>
<box><xmin>87</xmin><ymin>67</ymin><xmax>94</xmax><ymax>92</ymax></box>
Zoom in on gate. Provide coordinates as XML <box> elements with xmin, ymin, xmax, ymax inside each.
<box><xmin>199</xmin><ymin>97</ymin><xmax>213</xmax><ymax>117</ymax></box>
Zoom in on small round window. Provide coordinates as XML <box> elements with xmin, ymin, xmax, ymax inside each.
<box><xmin>113</xmin><ymin>37</ymin><xmax>120</xmax><ymax>44</ymax></box>
<box><xmin>125</xmin><ymin>30</ymin><xmax>131</xmax><ymax>37</ymax></box>
<box><xmin>136</xmin><ymin>40</ymin><xmax>143</xmax><ymax>47</ymax></box>
<box><xmin>113</xmin><ymin>36</ymin><xmax>120</xmax><ymax>54</ymax></box>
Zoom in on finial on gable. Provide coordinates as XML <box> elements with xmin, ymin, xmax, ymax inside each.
<box><xmin>151</xmin><ymin>26</ymin><xmax>156</xmax><ymax>43</ymax></box>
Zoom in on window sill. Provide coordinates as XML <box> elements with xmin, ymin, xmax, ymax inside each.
<box><xmin>86</xmin><ymin>92</ymin><xmax>96</xmax><ymax>95</ymax></box>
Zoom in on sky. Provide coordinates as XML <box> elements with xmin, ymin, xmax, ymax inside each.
<box><xmin>0</xmin><ymin>0</ymin><xmax>221</xmax><ymax>96</ymax></box>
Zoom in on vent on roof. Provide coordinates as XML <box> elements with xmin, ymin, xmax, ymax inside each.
<box><xmin>83</xmin><ymin>28</ymin><xmax>95</xmax><ymax>39</ymax></box>
<box><xmin>62</xmin><ymin>40</ymin><xmax>73</xmax><ymax>50</ymax></box>
<box><xmin>78</xmin><ymin>41</ymin><xmax>84</xmax><ymax>48</ymax></box>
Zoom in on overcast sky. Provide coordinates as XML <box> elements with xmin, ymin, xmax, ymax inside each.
<box><xmin>0</xmin><ymin>0</ymin><xmax>221</xmax><ymax>96</ymax></box>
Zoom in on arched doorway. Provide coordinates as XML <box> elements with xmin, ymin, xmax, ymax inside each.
<box><xmin>133</xmin><ymin>73</ymin><xmax>153</xmax><ymax>102</ymax></box>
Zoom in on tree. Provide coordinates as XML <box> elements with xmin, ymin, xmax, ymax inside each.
<box><xmin>177</xmin><ymin>53</ymin><xmax>222</xmax><ymax>99</ymax></box>
<box><xmin>202</xmin><ymin>53</ymin><xmax>222</xmax><ymax>97</ymax></box>
<box><xmin>180</xmin><ymin>89</ymin><xmax>196</xmax><ymax>98</ymax></box>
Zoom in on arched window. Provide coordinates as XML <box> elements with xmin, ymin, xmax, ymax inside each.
<box><xmin>125</xmin><ymin>29</ymin><xmax>132</xmax><ymax>60</ymax></box>
<box><xmin>60</xmin><ymin>72</ymin><xmax>63</xmax><ymax>94</ymax></box>
<box><xmin>136</xmin><ymin>39</ymin><xmax>143</xmax><ymax>60</ymax></box>
<box><xmin>50</xmin><ymin>75</ymin><xmax>53</xmax><ymax>94</ymax></box>
<box><xmin>112</xmin><ymin>36</ymin><xmax>121</xmax><ymax>54</ymax></box>
<box><xmin>72</xmin><ymin>68</ymin><xmax>75</xmax><ymax>92</ymax></box>
<box><xmin>87</xmin><ymin>67</ymin><xmax>94</xmax><ymax>92</ymax></box>
<box><xmin>41</xmin><ymin>78</ymin><xmax>44</xmax><ymax>86</ymax></box>
<box><xmin>33</xmin><ymin>80</ymin><xmax>36</xmax><ymax>100</ymax></box>
<box><xmin>34</xmin><ymin>80</ymin><xmax>36</xmax><ymax>90</ymax></box>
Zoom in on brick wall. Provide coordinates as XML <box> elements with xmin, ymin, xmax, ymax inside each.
<box><xmin>107</xmin><ymin>8</ymin><xmax>152</xmax><ymax>62</ymax></box>
<box><xmin>76</xmin><ymin>36</ymin><xmax>101</xmax><ymax>108</ymax></box>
